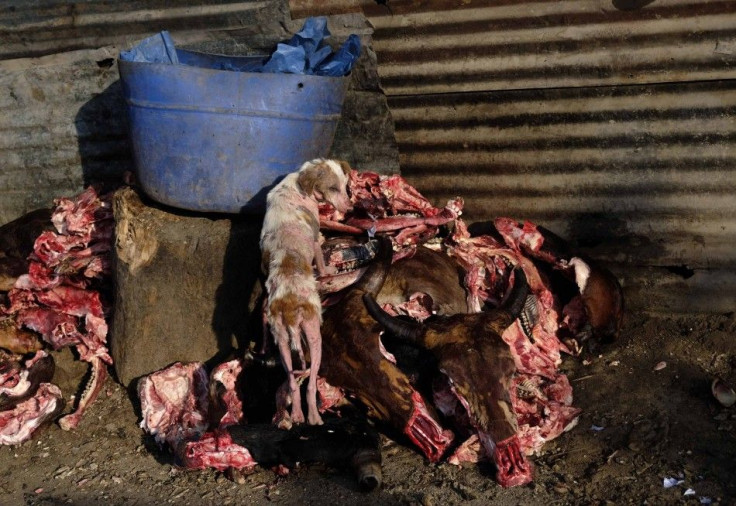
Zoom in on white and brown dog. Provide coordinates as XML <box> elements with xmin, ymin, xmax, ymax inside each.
<box><xmin>260</xmin><ymin>158</ymin><xmax>353</xmax><ymax>426</ymax></box>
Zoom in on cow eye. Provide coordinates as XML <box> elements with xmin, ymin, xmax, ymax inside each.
<box><xmin>329</xmin><ymin>186</ymin><xmax>339</xmax><ymax>192</ymax></box>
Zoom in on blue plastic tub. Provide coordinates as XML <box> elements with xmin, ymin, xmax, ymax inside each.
<box><xmin>119</xmin><ymin>48</ymin><xmax>347</xmax><ymax>213</ymax></box>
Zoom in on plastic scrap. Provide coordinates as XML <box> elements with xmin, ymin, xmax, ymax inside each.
<box><xmin>663</xmin><ymin>477</ymin><xmax>684</xmax><ymax>488</ymax></box>
<box><xmin>119</xmin><ymin>17</ymin><xmax>360</xmax><ymax>77</ymax></box>
<box><xmin>119</xmin><ymin>31</ymin><xmax>178</xmax><ymax>64</ymax></box>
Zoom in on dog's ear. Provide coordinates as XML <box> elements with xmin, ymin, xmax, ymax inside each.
<box><xmin>297</xmin><ymin>162</ymin><xmax>329</xmax><ymax>199</ymax></box>
<box><xmin>337</xmin><ymin>160</ymin><xmax>352</xmax><ymax>176</ymax></box>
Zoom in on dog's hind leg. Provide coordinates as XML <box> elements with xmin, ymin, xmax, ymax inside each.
<box><xmin>273</xmin><ymin>320</ymin><xmax>305</xmax><ymax>425</ymax></box>
<box><xmin>302</xmin><ymin>315</ymin><xmax>324</xmax><ymax>425</ymax></box>
<box><xmin>258</xmin><ymin>298</ymin><xmax>271</xmax><ymax>356</ymax></box>
<box><xmin>290</xmin><ymin>326</ymin><xmax>307</xmax><ymax>371</ymax></box>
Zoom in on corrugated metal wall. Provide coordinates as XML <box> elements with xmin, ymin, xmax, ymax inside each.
<box><xmin>292</xmin><ymin>0</ymin><xmax>736</xmax><ymax>313</ymax></box>
<box><xmin>0</xmin><ymin>1</ymin><xmax>398</xmax><ymax>225</ymax></box>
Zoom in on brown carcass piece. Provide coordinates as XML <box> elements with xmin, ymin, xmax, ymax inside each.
<box><xmin>0</xmin><ymin>316</ymin><xmax>42</xmax><ymax>355</ymax></box>
<box><xmin>319</xmin><ymin>236</ymin><xmax>454</xmax><ymax>463</ymax></box>
<box><xmin>0</xmin><ymin>208</ymin><xmax>52</xmax><ymax>293</ymax></box>
<box><xmin>0</xmin><ymin>350</ymin><xmax>55</xmax><ymax>411</ymax></box>
<box><xmin>493</xmin><ymin>218</ymin><xmax>624</xmax><ymax>344</ymax></box>
<box><xmin>364</xmin><ymin>269</ymin><xmax>535</xmax><ymax>487</ymax></box>
<box><xmin>376</xmin><ymin>246</ymin><xmax>470</xmax><ymax>317</ymax></box>
<box><xmin>0</xmin><ymin>349</ymin><xmax>63</xmax><ymax>445</ymax></box>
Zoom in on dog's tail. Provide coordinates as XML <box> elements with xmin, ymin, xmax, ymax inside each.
<box><xmin>352</xmin><ymin>236</ymin><xmax>393</xmax><ymax>297</ymax></box>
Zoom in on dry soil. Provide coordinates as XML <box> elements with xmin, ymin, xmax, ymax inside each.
<box><xmin>1</xmin><ymin>311</ymin><xmax>735</xmax><ymax>506</ymax></box>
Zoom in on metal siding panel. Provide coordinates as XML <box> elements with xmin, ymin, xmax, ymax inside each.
<box><xmin>389</xmin><ymin>80</ymin><xmax>736</xmax><ymax>271</ymax></box>
<box><xmin>371</xmin><ymin>0</ymin><xmax>736</xmax><ymax>94</ymax></box>
<box><xmin>292</xmin><ymin>0</ymin><xmax>736</xmax><ymax>93</ymax></box>
<box><xmin>286</xmin><ymin>0</ymin><xmax>736</xmax><ymax>312</ymax></box>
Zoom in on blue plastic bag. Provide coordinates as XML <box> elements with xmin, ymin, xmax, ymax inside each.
<box><xmin>262</xmin><ymin>43</ymin><xmax>308</xmax><ymax>74</ymax></box>
<box><xmin>315</xmin><ymin>34</ymin><xmax>361</xmax><ymax>77</ymax></box>
<box><xmin>119</xmin><ymin>31</ymin><xmax>178</xmax><ymax>64</ymax></box>
<box><xmin>119</xmin><ymin>17</ymin><xmax>360</xmax><ymax>77</ymax></box>
<box><xmin>262</xmin><ymin>17</ymin><xmax>361</xmax><ymax>76</ymax></box>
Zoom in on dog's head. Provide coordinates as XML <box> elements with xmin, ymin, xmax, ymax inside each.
<box><xmin>297</xmin><ymin>158</ymin><xmax>353</xmax><ymax>213</ymax></box>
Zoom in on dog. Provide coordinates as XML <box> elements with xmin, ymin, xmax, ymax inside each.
<box><xmin>260</xmin><ymin>158</ymin><xmax>352</xmax><ymax>426</ymax></box>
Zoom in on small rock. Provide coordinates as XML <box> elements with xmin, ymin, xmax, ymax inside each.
<box><xmin>54</xmin><ymin>465</ymin><xmax>71</xmax><ymax>478</ymax></box>
<box><xmin>553</xmin><ymin>483</ymin><xmax>569</xmax><ymax>494</ymax></box>
<box><xmin>653</xmin><ymin>361</ymin><xmax>667</xmax><ymax>371</ymax></box>
<box><xmin>712</xmin><ymin>378</ymin><xmax>736</xmax><ymax>408</ymax></box>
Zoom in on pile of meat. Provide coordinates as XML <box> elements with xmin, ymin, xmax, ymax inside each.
<box><xmin>0</xmin><ymin>171</ymin><xmax>622</xmax><ymax>490</ymax></box>
<box><xmin>0</xmin><ymin>187</ymin><xmax>113</xmax><ymax>443</ymax></box>
<box><xmin>318</xmin><ymin>171</ymin><xmax>621</xmax><ymax>485</ymax></box>
<box><xmin>137</xmin><ymin>170</ymin><xmax>622</xmax><ymax>488</ymax></box>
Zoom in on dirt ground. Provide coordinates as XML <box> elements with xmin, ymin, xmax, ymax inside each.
<box><xmin>1</xmin><ymin>310</ymin><xmax>735</xmax><ymax>506</ymax></box>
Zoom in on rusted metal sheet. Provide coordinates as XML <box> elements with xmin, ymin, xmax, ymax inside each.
<box><xmin>372</xmin><ymin>0</ymin><xmax>736</xmax><ymax>95</ymax></box>
<box><xmin>390</xmin><ymin>80</ymin><xmax>736</xmax><ymax>269</ymax></box>
<box><xmin>389</xmin><ymin>78</ymin><xmax>736</xmax><ymax>312</ymax></box>
<box><xmin>293</xmin><ymin>0</ymin><xmax>736</xmax><ymax>313</ymax></box>
<box><xmin>290</xmin><ymin>0</ymin><xmax>363</xmax><ymax>17</ymax></box>
<box><xmin>292</xmin><ymin>0</ymin><xmax>736</xmax><ymax>94</ymax></box>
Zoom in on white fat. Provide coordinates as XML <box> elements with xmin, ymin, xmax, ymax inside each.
<box><xmin>569</xmin><ymin>257</ymin><xmax>591</xmax><ymax>294</ymax></box>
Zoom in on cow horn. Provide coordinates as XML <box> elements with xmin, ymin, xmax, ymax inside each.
<box><xmin>353</xmin><ymin>236</ymin><xmax>393</xmax><ymax>296</ymax></box>
<box><xmin>504</xmin><ymin>268</ymin><xmax>530</xmax><ymax>321</ymax></box>
<box><xmin>362</xmin><ymin>293</ymin><xmax>424</xmax><ymax>342</ymax></box>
